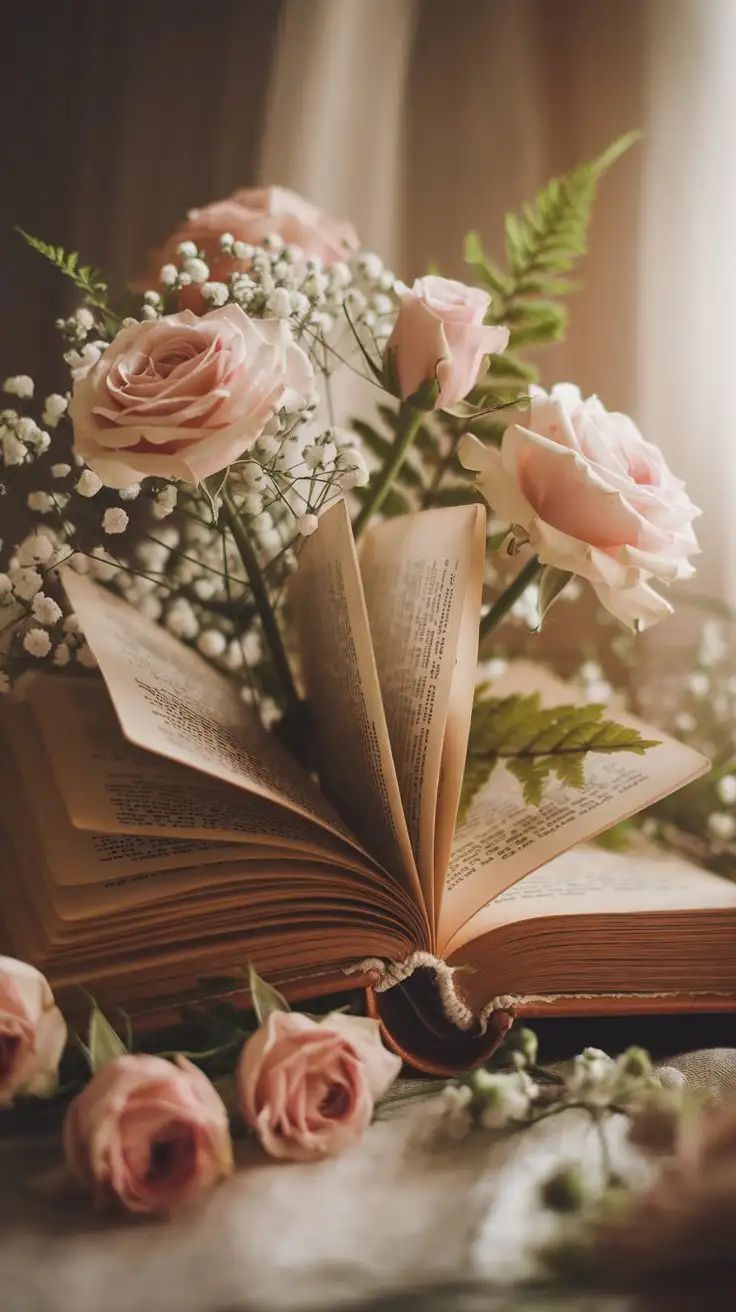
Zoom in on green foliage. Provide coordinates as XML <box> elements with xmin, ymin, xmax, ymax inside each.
<box><xmin>16</xmin><ymin>228</ymin><xmax>117</xmax><ymax>326</ymax></box>
<box><xmin>82</xmin><ymin>1003</ymin><xmax>128</xmax><ymax>1073</ymax></box>
<box><xmin>350</xmin><ymin>133</ymin><xmax>639</xmax><ymax>521</ymax></box>
<box><xmin>248</xmin><ymin>961</ymin><xmax>290</xmax><ymax>1024</ymax></box>
<box><xmin>460</xmin><ymin>686</ymin><xmax>659</xmax><ymax>815</ymax></box>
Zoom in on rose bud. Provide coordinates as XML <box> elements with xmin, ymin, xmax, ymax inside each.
<box><xmin>237</xmin><ymin>1011</ymin><xmax>401</xmax><ymax>1162</ymax></box>
<box><xmin>0</xmin><ymin>956</ymin><xmax>67</xmax><ymax>1107</ymax></box>
<box><xmin>64</xmin><ymin>1054</ymin><xmax>233</xmax><ymax>1214</ymax></box>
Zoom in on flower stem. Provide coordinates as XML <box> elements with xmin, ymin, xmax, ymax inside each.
<box><xmin>353</xmin><ymin>401</ymin><xmax>424</xmax><ymax>540</ymax></box>
<box><xmin>220</xmin><ymin>490</ymin><xmax>299</xmax><ymax>715</ymax></box>
<box><xmin>478</xmin><ymin>554</ymin><xmax>543</xmax><ymax>645</ymax></box>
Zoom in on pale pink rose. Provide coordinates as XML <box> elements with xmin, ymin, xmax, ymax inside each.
<box><xmin>146</xmin><ymin>185</ymin><xmax>359</xmax><ymax>308</ymax></box>
<box><xmin>237</xmin><ymin>1010</ymin><xmax>401</xmax><ymax>1162</ymax></box>
<box><xmin>64</xmin><ymin>1054</ymin><xmax>233</xmax><ymax>1215</ymax></box>
<box><xmin>69</xmin><ymin>303</ymin><xmax>314</xmax><ymax>488</ymax></box>
<box><xmin>385</xmin><ymin>275</ymin><xmax>509</xmax><ymax>410</ymax></box>
<box><xmin>460</xmin><ymin>383</ymin><xmax>700</xmax><ymax>630</ymax></box>
<box><xmin>0</xmin><ymin>956</ymin><xmax>67</xmax><ymax>1107</ymax></box>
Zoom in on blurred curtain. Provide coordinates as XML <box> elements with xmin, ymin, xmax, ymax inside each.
<box><xmin>260</xmin><ymin>0</ymin><xmax>736</xmax><ymax>606</ymax></box>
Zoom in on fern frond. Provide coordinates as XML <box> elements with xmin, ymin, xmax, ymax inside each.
<box><xmin>460</xmin><ymin>686</ymin><xmax>658</xmax><ymax>816</ymax></box>
<box><xmin>16</xmin><ymin>228</ymin><xmax>116</xmax><ymax>323</ymax></box>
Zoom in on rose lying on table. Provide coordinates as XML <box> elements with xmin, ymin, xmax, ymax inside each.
<box><xmin>0</xmin><ymin>957</ymin><xmax>402</xmax><ymax>1216</ymax></box>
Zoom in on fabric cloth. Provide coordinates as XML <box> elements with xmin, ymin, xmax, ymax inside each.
<box><xmin>1</xmin><ymin>1045</ymin><xmax>734</xmax><ymax>1312</ymax></box>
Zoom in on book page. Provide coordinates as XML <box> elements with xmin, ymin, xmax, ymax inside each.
<box><xmin>358</xmin><ymin>504</ymin><xmax>485</xmax><ymax>924</ymax></box>
<box><xmin>3</xmin><ymin>696</ymin><xmax>327</xmax><ymax>887</ymax></box>
<box><xmin>25</xmin><ymin>676</ymin><xmax>375</xmax><ymax>872</ymax></box>
<box><xmin>437</xmin><ymin>663</ymin><xmax>709</xmax><ymax>951</ymax></box>
<box><xmin>288</xmin><ymin>501</ymin><xmax>422</xmax><ymax>903</ymax></box>
<box><xmin>61</xmin><ymin>570</ymin><xmax>357</xmax><ymax>844</ymax></box>
<box><xmin>444</xmin><ymin>842</ymin><xmax>736</xmax><ymax>955</ymax></box>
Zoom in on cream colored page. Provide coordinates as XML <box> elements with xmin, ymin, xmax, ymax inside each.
<box><xmin>358</xmin><ymin>504</ymin><xmax>485</xmax><ymax>920</ymax></box>
<box><xmin>438</xmin><ymin>663</ymin><xmax>709</xmax><ymax>950</ymax></box>
<box><xmin>27</xmin><ymin>676</ymin><xmax>373</xmax><ymax>870</ymax></box>
<box><xmin>289</xmin><ymin>501</ymin><xmax>421</xmax><ymax>900</ymax></box>
<box><xmin>61</xmin><ymin>570</ymin><xmax>353</xmax><ymax>840</ymax></box>
<box><xmin>444</xmin><ymin>843</ymin><xmax>736</xmax><ymax>954</ymax></box>
<box><xmin>3</xmin><ymin>698</ymin><xmax>253</xmax><ymax>887</ymax></box>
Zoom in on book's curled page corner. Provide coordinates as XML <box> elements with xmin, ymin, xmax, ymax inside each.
<box><xmin>59</xmin><ymin>568</ymin><xmax>360</xmax><ymax>848</ymax></box>
<box><xmin>346</xmin><ymin>951</ymin><xmax>515</xmax><ymax>1076</ymax></box>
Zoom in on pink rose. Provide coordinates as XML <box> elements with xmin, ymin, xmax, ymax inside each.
<box><xmin>385</xmin><ymin>275</ymin><xmax>509</xmax><ymax>410</ymax></box>
<box><xmin>69</xmin><ymin>303</ymin><xmax>314</xmax><ymax>488</ymax></box>
<box><xmin>460</xmin><ymin>383</ymin><xmax>700</xmax><ymax>630</ymax></box>
<box><xmin>64</xmin><ymin>1054</ymin><xmax>233</xmax><ymax>1215</ymax></box>
<box><xmin>0</xmin><ymin>956</ymin><xmax>67</xmax><ymax>1107</ymax></box>
<box><xmin>237</xmin><ymin>1011</ymin><xmax>401</xmax><ymax>1162</ymax></box>
<box><xmin>147</xmin><ymin>186</ymin><xmax>359</xmax><ymax>308</ymax></box>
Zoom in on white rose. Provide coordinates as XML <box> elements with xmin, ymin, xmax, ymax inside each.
<box><xmin>460</xmin><ymin>384</ymin><xmax>700</xmax><ymax>630</ymax></box>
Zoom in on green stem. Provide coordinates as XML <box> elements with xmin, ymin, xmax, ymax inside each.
<box><xmin>353</xmin><ymin>401</ymin><xmax>424</xmax><ymax>539</ymax></box>
<box><xmin>478</xmin><ymin>554</ymin><xmax>543</xmax><ymax>645</ymax></box>
<box><xmin>220</xmin><ymin>491</ymin><xmax>299</xmax><ymax>715</ymax></box>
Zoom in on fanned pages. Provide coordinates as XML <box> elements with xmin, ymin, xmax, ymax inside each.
<box><xmin>0</xmin><ymin>503</ymin><xmax>730</xmax><ymax>1074</ymax></box>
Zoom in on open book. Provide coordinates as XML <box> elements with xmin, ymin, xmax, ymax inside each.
<box><xmin>1</xmin><ymin>501</ymin><xmax>734</xmax><ymax>1072</ymax></box>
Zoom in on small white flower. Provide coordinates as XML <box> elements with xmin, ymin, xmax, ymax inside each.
<box><xmin>165</xmin><ymin>599</ymin><xmax>199</xmax><ymax>641</ymax></box>
<box><xmin>23</xmin><ymin>627</ymin><xmax>52</xmax><ymax>658</ymax></box>
<box><xmin>296</xmin><ymin>513</ymin><xmax>319</xmax><ymax>537</ymax></box>
<box><xmin>302</xmin><ymin>444</ymin><xmax>325</xmax><ymax>471</ymax></box>
<box><xmin>31</xmin><ymin>593</ymin><xmax>63</xmax><ymax>626</ymax></box>
<box><xmin>152</xmin><ymin>485</ymin><xmax>177</xmax><ymax>519</ymax></box>
<box><xmin>18</xmin><ymin>533</ymin><xmax>54</xmax><ymax>566</ymax></box>
<box><xmin>160</xmin><ymin>263</ymin><xmax>178</xmax><ymax>287</ymax></box>
<box><xmin>2</xmin><ymin>374</ymin><xmax>34</xmax><ymax>399</ymax></box>
<box><xmin>53</xmin><ymin>642</ymin><xmax>71</xmax><ymax>666</ymax></box>
<box><xmin>63</xmin><ymin>613</ymin><xmax>81</xmax><ymax>634</ymax></box>
<box><xmin>102</xmin><ymin>507</ymin><xmax>129</xmax><ymax>535</ymax></box>
<box><xmin>51</xmin><ymin>463</ymin><xmax>71</xmax><ymax>479</ymax></box>
<box><xmin>260</xmin><ymin>697</ymin><xmax>280</xmax><ymax>729</ymax></box>
<box><xmin>2</xmin><ymin>432</ymin><xmax>25</xmax><ymax>466</ymax></box>
<box><xmin>76</xmin><ymin>643</ymin><xmax>98</xmax><ymax>669</ymax></box>
<box><xmin>476</xmin><ymin>657</ymin><xmax>509</xmax><ymax>683</ymax></box>
<box><xmin>0</xmin><ymin>672</ymin><xmax>10</xmax><ymax>694</ymax></box>
<box><xmin>197</xmin><ymin>630</ymin><xmax>227</xmax><ymax>658</ymax></box>
<box><xmin>266</xmin><ymin>287</ymin><xmax>292</xmax><ymax>319</ymax></box>
<box><xmin>340</xmin><ymin>466</ymin><xmax>370</xmax><ymax>490</ymax></box>
<box><xmin>118</xmin><ymin>482</ymin><xmax>141</xmax><ymax>501</ymax></box>
<box><xmin>202</xmin><ymin>281</ymin><xmax>229</xmax><ymax>308</ymax></box>
<box><xmin>688</xmin><ymin>671</ymin><xmax>710</xmax><ymax>699</ymax></box>
<box><xmin>218</xmin><ymin>232</ymin><xmax>235</xmax><ymax>251</ymax></box>
<box><xmin>472</xmin><ymin>1070</ymin><xmax>539</xmax><ymax>1129</ymax></box>
<box><xmin>241</xmin><ymin>462</ymin><xmax>265</xmax><ymax>491</ymax></box>
<box><xmin>143</xmin><ymin>290</ymin><xmax>162</xmax><ymax>306</ymax></box>
<box><xmin>0</xmin><ymin>574</ymin><xmax>11</xmax><ymax>603</ymax></box>
<box><xmin>580</xmin><ymin>660</ymin><xmax>602</xmax><ymax>682</ymax></box>
<box><xmin>177</xmin><ymin>272</ymin><xmax>192</xmax><ymax>287</ymax></box>
<box><xmin>76</xmin><ymin>470</ymin><xmax>103</xmax><ymax>498</ymax></box>
<box><xmin>176</xmin><ymin>240</ymin><xmax>198</xmax><ymax>259</ymax></box>
<box><xmin>183</xmin><ymin>257</ymin><xmax>209</xmax><ymax>284</ymax></box>
<box><xmin>26</xmin><ymin>491</ymin><xmax>53</xmax><ymax>514</ymax></box>
<box><xmin>675</xmin><ymin>710</ymin><xmax>697</xmax><ymax>735</ymax></box>
<box><xmin>708</xmin><ymin>811</ymin><xmax>736</xmax><ymax>842</ymax></box>
<box><xmin>141</xmin><ymin>304</ymin><xmax>158</xmax><ymax>322</ymax></box>
<box><xmin>241</xmin><ymin>492</ymin><xmax>264</xmax><ymax>517</ymax></box>
<box><xmin>357</xmin><ymin>252</ymin><xmax>383</xmax><ymax>280</ymax></box>
<box><xmin>232</xmin><ymin>241</ymin><xmax>253</xmax><ymax>261</ymax></box>
<box><xmin>75</xmin><ymin>307</ymin><xmax>95</xmax><ymax>332</ymax></box>
<box><xmin>289</xmin><ymin>291</ymin><xmax>310</xmax><ymax>318</ymax></box>
<box><xmin>717</xmin><ymin>774</ymin><xmax>736</xmax><ymax>806</ymax></box>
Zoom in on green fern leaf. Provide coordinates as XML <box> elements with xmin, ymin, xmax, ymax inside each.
<box><xmin>16</xmin><ymin>227</ymin><xmax>116</xmax><ymax>322</ymax></box>
<box><xmin>460</xmin><ymin>687</ymin><xmax>659</xmax><ymax>818</ymax></box>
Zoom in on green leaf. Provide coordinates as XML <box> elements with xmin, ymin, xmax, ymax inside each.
<box><xmin>86</xmin><ymin>1004</ymin><xmax>128</xmax><ymax>1073</ymax></box>
<box><xmin>248</xmin><ymin>962</ymin><xmax>290</xmax><ymax>1025</ymax></box>
<box><xmin>15</xmin><ymin>228</ymin><xmax>115</xmax><ymax>322</ymax></box>
<box><xmin>460</xmin><ymin>688</ymin><xmax>659</xmax><ymax>818</ymax></box>
<box><xmin>538</xmin><ymin>567</ymin><xmax>575</xmax><ymax>624</ymax></box>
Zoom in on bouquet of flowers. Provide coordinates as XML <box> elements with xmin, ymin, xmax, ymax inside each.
<box><xmin>0</xmin><ymin>133</ymin><xmax>699</xmax><ymax>746</ymax></box>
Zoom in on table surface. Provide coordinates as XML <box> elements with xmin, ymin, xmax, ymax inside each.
<box><xmin>1</xmin><ymin>1024</ymin><xmax>735</xmax><ymax>1312</ymax></box>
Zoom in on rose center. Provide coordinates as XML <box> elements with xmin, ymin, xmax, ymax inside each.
<box><xmin>0</xmin><ymin>1034</ymin><xmax>20</xmax><ymax>1080</ymax></box>
<box><xmin>319</xmin><ymin>1083</ymin><xmax>350</xmax><ymax>1119</ymax></box>
<box><xmin>145</xmin><ymin>1121</ymin><xmax>197</xmax><ymax>1187</ymax></box>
